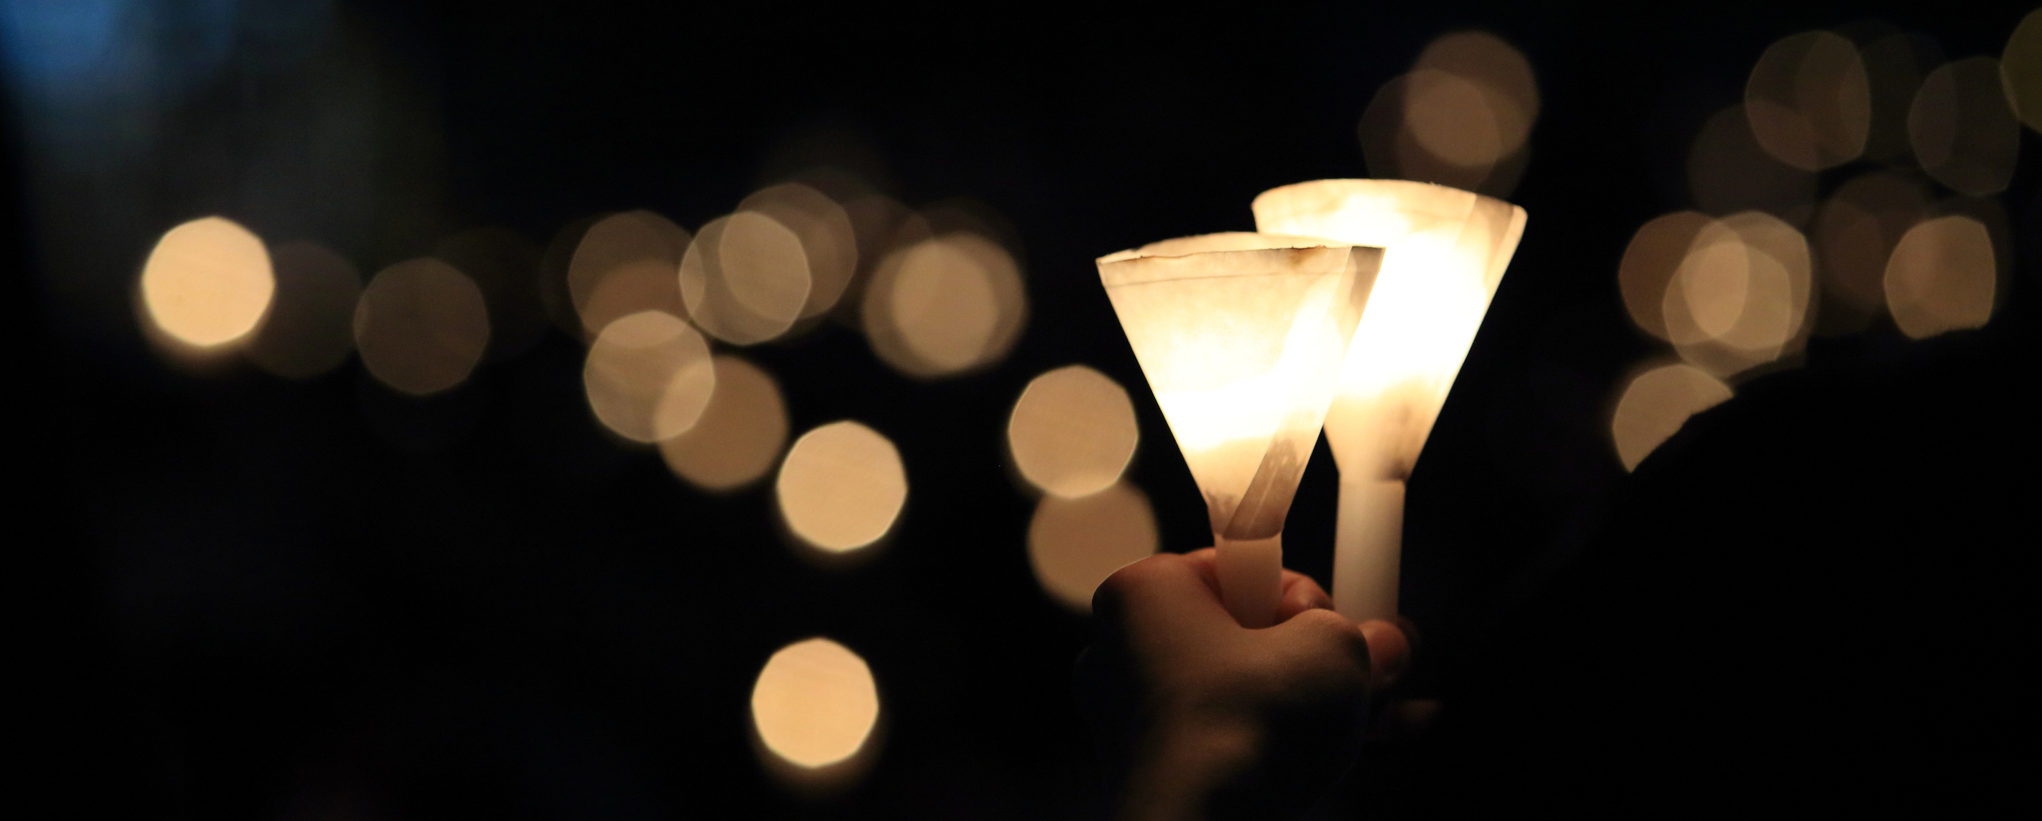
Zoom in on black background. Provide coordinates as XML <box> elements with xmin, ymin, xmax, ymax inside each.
<box><xmin>14</xmin><ymin>1</ymin><xmax>2038</xmax><ymax>817</ymax></box>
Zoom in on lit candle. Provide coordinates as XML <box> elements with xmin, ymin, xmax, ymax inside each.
<box><xmin>1252</xmin><ymin>180</ymin><xmax>1526</xmax><ymax>622</ymax></box>
<box><xmin>1098</xmin><ymin>233</ymin><xmax>1383</xmax><ymax>627</ymax></box>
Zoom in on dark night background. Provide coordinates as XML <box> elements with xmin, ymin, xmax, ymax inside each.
<box><xmin>12</xmin><ymin>1</ymin><xmax>2038</xmax><ymax>817</ymax></box>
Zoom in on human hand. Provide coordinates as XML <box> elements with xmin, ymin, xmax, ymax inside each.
<box><xmin>1076</xmin><ymin>548</ymin><xmax>1412</xmax><ymax>821</ymax></box>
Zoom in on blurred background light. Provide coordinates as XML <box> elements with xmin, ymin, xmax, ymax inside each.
<box><xmin>2006</xmin><ymin>9</ymin><xmax>2042</xmax><ymax>133</ymax></box>
<box><xmin>1909</xmin><ymin>56</ymin><xmax>2021</xmax><ymax>196</ymax></box>
<box><xmin>354</xmin><ymin>258</ymin><xmax>491</xmax><ymax>396</ymax></box>
<box><xmin>658</xmin><ymin>355</ymin><xmax>789</xmax><ymax>491</ymax></box>
<box><xmin>750</xmin><ymin>637</ymin><xmax>881</xmax><ymax>770</ymax></box>
<box><xmin>1884</xmin><ymin>214</ymin><xmax>1998</xmax><ymax>340</ymax></box>
<box><xmin>1662</xmin><ymin>213</ymin><xmax>1813</xmax><ymax>378</ymax></box>
<box><xmin>739</xmin><ymin>182</ymin><xmax>860</xmax><ymax>321</ymax></box>
<box><xmin>1611</xmin><ymin>363</ymin><xmax>1734</xmax><ymax>472</ymax></box>
<box><xmin>861</xmin><ymin>232</ymin><xmax>1026</xmax><ymax>378</ymax></box>
<box><xmin>1810</xmin><ymin>170</ymin><xmax>1932</xmax><ymax>334</ymax></box>
<box><xmin>1744</xmin><ymin>30</ymin><xmax>1870</xmax><ymax>171</ymax></box>
<box><xmin>1006</xmin><ymin>365</ymin><xmax>1138</xmax><ymax>498</ymax></box>
<box><xmin>1688</xmin><ymin>105</ymin><xmax>1817</xmax><ymax>222</ymax></box>
<box><xmin>582</xmin><ymin>310</ymin><xmax>715</xmax><ymax>444</ymax></box>
<box><xmin>1026</xmin><ymin>482</ymin><xmax>1159</xmax><ymax>613</ymax></box>
<box><xmin>567</xmin><ymin>210</ymin><xmax>693</xmax><ymax>341</ymax></box>
<box><xmin>247</xmin><ymin>240</ymin><xmax>360</xmax><ymax>379</ymax></box>
<box><xmin>680</xmin><ymin>212</ymin><xmax>813</xmax><ymax>345</ymax></box>
<box><xmin>777</xmin><ymin>421</ymin><xmax>907</xmax><ymax>553</ymax></box>
<box><xmin>139</xmin><ymin>216</ymin><xmax>275</xmax><ymax>351</ymax></box>
<box><xmin>1618</xmin><ymin>211</ymin><xmax>1715</xmax><ymax>342</ymax></box>
<box><xmin>1358</xmin><ymin>31</ymin><xmax>1538</xmax><ymax>197</ymax></box>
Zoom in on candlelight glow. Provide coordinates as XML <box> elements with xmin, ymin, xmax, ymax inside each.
<box><xmin>354</xmin><ymin>258</ymin><xmax>491</xmax><ymax>396</ymax></box>
<box><xmin>777</xmin><ymin>421</ymin><xmax>907</xmax><ymax>553</ymax></box>
<box><xmin>1611</xmin><ymin>363</ymin><xmax>1734</xmax><ymax>471</ymax></box>
<box><xmin>751</xmin><ymin>638</ymin><xmax>880</xmax><ymax>770</ymax></box>
<box><xmin>1007</xmin><ymin>365</ymin><xmax>1139</xmax><ymax>499</ymax></box>
<box><xmin>658</xmin><ymin>356</ymin><xmax>788</xmax><ymax>491</ymax></box>
<box><xmin>1027</xmin><ymin>482</ymin><xmax>1159</xmax><ymax>613</ymax></box>
<box><xmin>1251</xmin><ymin>180</ymin><xmax>1525</xmax><ymax>480</ymax></box>
<box><xmin>582</xmin><ymin>310</ymin><xmax>716</xmax><ymax>444</ymax></box>
<box><xmin>1099</xmin><ymin>232</ymin><xmax>1380</xmax><ymax>627</ymax></box>
<box><xmin>1744</xmin><ymin>30</ymin><xmax>1870</xmax><ymax>171</ymax></box>
<box><xmin>568</xmin><ymin>210</ymin><xmax>692</xmax><ymax>339</ymax></box>
<box><xmin>248</xmin><ymin>241</ymin><xmax>360</xmax><ymax>379</ymax></box>
<box><xmin>1909</xmin><ymin>57</ymin><xmax>2020</xmax><ymax>196</ymax></box>
<box><xmin>140</xmin><ymin>217</ymin><xmax>275</xmax><ymax>350</ymax></box>
<box><xmin>1884</xmin><ymin>215</ymin><xmax>1996</xmax><ymax>340</ymax></box>
<box><xmin>680</xmin><ymin>212</ymin><xmax>813</xmax><ymax>345</ymax></box>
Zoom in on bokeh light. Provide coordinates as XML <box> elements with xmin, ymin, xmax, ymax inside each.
<box><xmin>247</xmin><ymin>240</ymin><xmax>361</xmax><ymax>379</ymax></box>
<box><xmin>139</xmin><ymin>216</ymin><xmax>276</xmax><ymax>350</ymax></box>
<box><xmin>1026</xmin><ymin>482</ymin><xmax>1159</xmax><ymax>612</ymax></box>
<box><xmin>1618</xmin><ymin>211</ymin><xmax>1714</xmax><ymax>342</ymax></box>
<box><xmin>740</xmin><ymin>182</ymin><xmax>859</xmax><ymax>320</ymax></box>
<box><xmin>1688</xmin><ymin>105</ymin><xmax>1817</xmax><ymax>221</ymax></box>
<box><xmin>567</xmin><ymin>210</ymin><xmax>692</xmax><ymax>340</ymax></box>
<box><xmin>582</xmin><ymin>310</ymin><xmax>715</xmax><ymax>444</ymax></box>
<box><xmin>1661</xmin><ymin>213</ymin><xmax>1813</xmax><ymax>377</ymax></box>
<box><xmin>751</xmin><ymin>637</ymin><xmax>881</xmax><ymax>770</ymax></box>
<box><xmin>777</xmin><ymin>421</ymin><xmax>907</xmax><ymax>553</ymax></box>
<box><xmin>1744</xmin><ymin>30</ymin><xmax>1870</xmax><ymax>171</ymax></box>
<box><xmin>862</xmin><ymin>232</ymin><xmax>1026</xmax><ymax>378</ymax></box>
<box><xmin>1006</xmin><ymin>365</ymin><xmax>1139</xmax><ymax>498</ymax></box>
<box><xmin>1909</xmin><ymin>57</ymin><xmax>2021</xmax><ymax>196</ymax></box>
<box><xmin>1412</xmin><ymin>31</ymin><xmax>1539</xmax><ymax>160</ymax></box>
<box><xmin>1810</xmin><ymin>170</ymin><xmax>1932</xmax><ymax>333</ymax></box>
<box><xmin>679</xmin><ymin>212</ymin><xmax>813</xmax><ymax>345</ymax></box>
<box><xmin>658</xmin><ymin>355</ymin><xmax>789</xmax><ymax>491</ymax></box>
<box><xmin>2006</xmin><ymin>9</ymin><xmax>2042</xmax><ymax>133</ymax></box>
<box><xmin>354</xmin><ymin>258</ymin><xmax>491</xmax><ymax>396</ymax></box>
<box><xmin>1611</xmin><ymin>363</ymin><xmax>1734</xmax><ymax>472</ymax></box>
<box><xmin>1358</xmin><ymin>31</ymin><xmax>1537</xmax><ymax>196</ymax></box>
<box><xmin>1884</xmin><ymin>214</ymin><xmax>1997</xmax><ymax>340</ymax></box>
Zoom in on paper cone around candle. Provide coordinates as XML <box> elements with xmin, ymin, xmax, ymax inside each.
<box><xmin>1252</xmin><ymin>180</ymin><xmax>1526</xmax><ymax>622</ymax></box>
<box><xmin>1098</xmin><ymin>233</ymin><xmax>1384</xmax><ymax>627</ymax></box>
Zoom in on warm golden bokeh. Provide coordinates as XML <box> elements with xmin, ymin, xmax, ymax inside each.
<box><xmin>1618</xmin><ymin>211</ymin><xmax>1714</xmax><ymax>341</ymax></box>
<box><xmin>1744</xmin><ymin>30</ymin><xmax>1870</xmax><ymax>170</ymax></box>
<box><xmin>1007</xmin><ymin>365</ymin><xmax>1139</xmax><ymax>499</ymax></box>
<box><xmin>1909</xmin><ymin>57</ymin><xmax>2021</xmax><ymax>196</ymax></box>
<box><xmin>740</xmin><ymin>182</ymin><xmax>859</xmax><ymax>319</ymax></box>
<box><xmin>777</xmin><ymin>421</ymin><xmax>908</xmax><ymax>553</ymax></box>
<box><xmin>658</xmin><ymin>356</ymin><xmax>789</xmax><ymax>491</ymax></box>
<box><xmin>1611</xmin><ymin>363</ymin><xmax>1734</xmax><ymax>472</ymax></box>
<box><xmin>567</xmin><ymin>210</ymin><xmax>692</xmax><ymax>340</ymax></box>
<box><xmin>354</xmin><ymin>258</ymin><xmax>491</xmax><ymax>396</ymax></box>
<box><xmin>1411</xmin><ymin>30</ymin><xmax>1539</xmax><ymax>160</ymax></box>
<box><xmin>582</xmin><ymin>310</ymin><xmax>715</xmax><ymax>444</ymax></box>
<box><xmin>679</xmin><ymin>212</ymin><xmax>813</xmax><ymax>345</ymax></box>
<box><xmin>1662</xmin><ymin>213</ymin><xmax>1813</xmax><ymax>377</ymax></box>
<box><xmin>1810</xmin><ymin>171</ymin><xmax>1931</xmax><ymax>333</ymax></box>
<box><xmin>751</xmin><ymin>638</ymin><xmax>881</xmax><ymax>770</ymax></box>
<box><xmin>1884</xmin><ymin>214</ymin><xmax>1997</xmax><ymax>340</ymax></box>
<box><xmin>863</xmin><ymin>232</ymin><xmax>1026</xmax><ymax>378</ymax></box>
<box><xmin>2007</xmin><ymin>9</ymin><xmax>2042</xmax><ymax>133</ymax></box>
<box><xmin>1026</xmin><ymin>482</ymin><xmax>1159</xmax><ymax>613</ymax></box>
<box><xmin>139</xmin><ymin>216</ymin><xmax>276</xmax><ymax>350</ymax></box>
<box><xmin>247</xmin><ymin>241</ymin><xmax>362</xmax><ymax>379</ymax></box>
<box><xmin>1688</xmin><ymin>105</ymin><xmax>1817</xmax><ymax>221</ymax></box>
